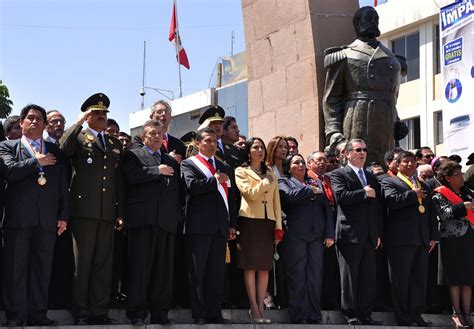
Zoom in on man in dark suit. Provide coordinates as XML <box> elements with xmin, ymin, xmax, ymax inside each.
<box><xmin>330</xmin><ymin>139</ymin><xmax>383</xmax><ymax>325</ymax></box>
<box><xmin>181</xmin><ymin>127</ymin><xmax>237</xmax><ymax>324</ymax></box>
<box><xmin>131</xmin><ymin>100</ymin><xmax>186</xmax><ymax>162</ymax></box>
<box><xmin>122</xmin><ymin>120</ymin><xmax>182</xmax><ymax>325</ymax></box>
<box><xmin>0</xmin><ymin>104</ymin><xmax>68</xmax><ymax>327</ymax></box>
<box><xmin>381</xmin><ymin>151</ymin><xmax>439</xmax><ymax>326</ymax></box>
<box><xmin>59</xmin><ymin>93</ymin><xmax>124</xmax><ymax>325</ymax></box>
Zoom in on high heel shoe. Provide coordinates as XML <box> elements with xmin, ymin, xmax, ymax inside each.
<box><xmin>452</xmin><ymin>313</ymin><xmax>469</xmax><ymax>328</ymax></box>
<box><xmin>249</xmin><ymin>310</ymin><xmax>265</xmax><ymax>324</ymax></box>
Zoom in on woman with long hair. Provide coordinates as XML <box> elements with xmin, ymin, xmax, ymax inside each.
<box><xmin>235</xmin><ymin>137</ymin><xmax>283</xmax><ymax>323</ymax></box>
<box><xmin>266</xmin><ymin>136</ymin><xmax>289</xmax><ymax>178</ymax></box>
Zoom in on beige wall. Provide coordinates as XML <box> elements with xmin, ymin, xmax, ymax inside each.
<box><xmin>242</xmin><ymin>0</ymin><xmax>359</xmax><ymax>156</ymax></box>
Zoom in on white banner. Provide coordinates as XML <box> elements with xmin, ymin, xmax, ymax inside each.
<box><xmin>440</xmin><ymin>0</ymin><xmax>474</xmax><ymax>165</ymax></box>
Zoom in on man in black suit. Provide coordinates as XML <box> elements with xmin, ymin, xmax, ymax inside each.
<box><xmin>131</xmin><ymin>100</ymin><xmax>186</xmax><ymax>163</ymax></box>
<box><xmin>181</xmin><ymin>127</ymin><xmax>237</xmax><ymax>324</ymax></box>
<box><xmin>381</xmin><ymin>151</ymin><xmax>439</xmax><ymax>326</ymax></box>
<box><xmin>330</xmin><ymin>139</ymin><xmax>383</xmax><ymax>325</ymax></box>
<box><xmin>122</xmin><ymin>120</ymin><xmax>182</xmax><ymax>325</ymax></box>
<box><xmin>0</xmin><ymin>104</ymin><xmax>68</xmax><ymax>327</ymax></box>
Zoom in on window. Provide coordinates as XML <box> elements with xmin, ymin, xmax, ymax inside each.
<box><xmin>434</xmin><ymin>111</ymin><xmax>443</xmax><ymax>145</ymax></box>
<box><xmin>398</xmin><ymin>117</ymin><xmax>420</xmax><ymax>150</ymax></box>
<box><xmin>392</xmin><ymin>32</ymin><xmax>420</xmax><ymax>83</ymax></box>
<box><xmin>434</xmin><ymin>24</ymin><xmax>441</xmax><ymax>74</ymax></box>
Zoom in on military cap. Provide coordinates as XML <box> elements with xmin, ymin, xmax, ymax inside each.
<box><xmin>180</xmin><ymin>131</ymin><xmax>197</xmax><ymax>144</ymax></box>
<box><xmin>466</xmin><ymin>153</ymin><xmax>474</xmax><ymax>166</ymax></box>
<box><xmin>81</xmin><ymin>93</ymin><xmax>110</xmax><ymax>112</ymax></box>
<box><xmin>198</xmin><ymin>105</ymin><xmax>225</xmax><ymax>124</ymax></box>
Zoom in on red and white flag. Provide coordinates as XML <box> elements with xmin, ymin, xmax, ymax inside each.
<box><xmin>169</xmin><ymin>0</ymin><xmax>190</xmax><ymax>69</ymax></box>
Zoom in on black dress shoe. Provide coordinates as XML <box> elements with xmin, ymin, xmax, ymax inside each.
<box><xmin>151</xmin><ymin>318</ymin><xmax>175</xmax><ymax>325</ymax></box>
<box><xmin>207</xmin><ymin>317</ymin><xmax>231</xmax><ymax>324</ymax></box>
<box><xmin>5</xmin><ymin>319</ymin><xmax>23</xmax><ymax>327</ymax></box>
<box><xmin>415</xmin><ymin>319</ymin><xmax>434</xmax><ymax>327</ymax></box>
<box><xmin>360</xmin><ymin>316</ymin><xmax>383</xmax><ymax>325</ymax></box>
<box><xmin>73</xmin><ymin>316</ymin><xmax>88</xmax><ymax>325</ymax></box>
<box><xmin>27</xmin><ymin>317</ymin><xmax>58</xmax><ymax>326</ymax></box>
<box><xmin>193</xmin><ymin>318</ymin><xmax>206</xmax><ymax>325</ymax></box>
<box><xmin>130</xmin><ymin>318</ymin><xmax>146</xmax><ymax>325</ymax></box>
<box><xmin>88</xmin><ymin>315</ymin><xmax>118</xmax><ymax>325</ymax></box>
<box><xmin>347</xmin><ymin>317</ymin><xmax>362</xmax><ymax>325</ymax></box>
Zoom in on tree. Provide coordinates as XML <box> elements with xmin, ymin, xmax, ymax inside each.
<box><xmin>0</xmin><ymin>80</ymin><xmax>14</xmax><ymax>118</ymax></box>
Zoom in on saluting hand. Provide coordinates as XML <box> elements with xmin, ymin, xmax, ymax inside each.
<box><xmin>76</xmin><ymin>109</ymin><xmax>93</xmax><ymax>125</ymax></box>
<box><xmin>37</xmin><ymin>153</ymin><xmax>56</xmax><ymax>167</ymax></box>
<box><xmin>159</xmin><ymin>164</ymin><xmax>174</xmax><ymax>176</ymax></box>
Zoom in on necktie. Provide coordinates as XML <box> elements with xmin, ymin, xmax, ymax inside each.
<box><xmin>218</xmin><ymin>141</ymin><xmax>224</xmax><ymax>155</ymax></box>
<box><xmin>97</xmin><ymin>133</ymin><xmax>106</xmax><ymax>149</ymax></box>
<box><xmin>358</xmin><ymin>168</ymin><xmax>367</xmax><ymax>186</ymax></box>
<box><xmin>208</xmin><ymin>157</ymin><xmax>215</xmax><ymax>169</ymax></box>
<box><xmin>31</xmin><ymin>141</ymin><xmax>40</xmax><ymax>152</ymax></box>
<box><xmin>153</xmin><ymin>152</ymin><xmax>161</xmax><ymax>164</ymax></box>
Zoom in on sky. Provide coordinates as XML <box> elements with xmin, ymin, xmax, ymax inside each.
<box><xmin>1</xmin><ymin>0</ymin><xmax>369</xmax><ymax>132</ymax></box>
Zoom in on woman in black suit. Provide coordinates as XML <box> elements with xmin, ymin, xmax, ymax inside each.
<box><xmin>278</xmin><ymin>154</ymin><xmax>335</xmax><ymax>324</ymax></box>
<box><xmin>432</xmin><ymin>160</ymin><xmax>474</xmax><ymax>328</ymax></box>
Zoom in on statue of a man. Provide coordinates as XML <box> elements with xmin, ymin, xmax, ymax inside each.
<box><xmin>322</xmin><ymin>6</ymin><xmax>408</xmax><ymax>165</ymax></box>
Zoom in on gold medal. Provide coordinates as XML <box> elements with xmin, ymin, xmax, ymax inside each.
<box><xmin>38</xmin><ymin>173</ymin><xmax>47</xmax><ymax>186</ymax></box>
<box><xmin>418</xmin><ymin>204</ymin><xmax>425</xmax><ymax>214</ymax></box>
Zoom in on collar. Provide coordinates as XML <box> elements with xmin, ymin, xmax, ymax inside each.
<box><xmin>87</xmin><ymin>127</ymin><xmax>103</xmax><ymax>138</ymax></box>
<box><xmin>198</xmin><ymin>152</ymin><xmax>214</xmax><ymax>163</ymax></box>
<box><xmin>347</xmin><ymin>162</ymin><xmax>364</xmax><ymax>173</ymax></box>
<box><xmin>46</xmin><ymin>135</ymin><xmax>57</xmax><ymax>144</ymax></box>
<box><xmin>23</xmin><ymin>135</ymin><xmax>42</xmax><ymax>145</ymax></box>
<box><xmin>144</xmin><ymin>146</ymin><xmax>161</xmax><ymax>156</ymax></box>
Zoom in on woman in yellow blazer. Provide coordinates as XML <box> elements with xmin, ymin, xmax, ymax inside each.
<box><xmin>235</xmin><ymin>137</ymin><xmax>283</xmax><ymax>324</ymax></box>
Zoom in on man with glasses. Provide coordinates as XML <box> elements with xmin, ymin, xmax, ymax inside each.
<box><xmin>330</xmin><ymin>139</ymin><xmax>383</xmax><ymax>326</ymax></box>
<box><xmin>45</xmin><ymin>110</ymin><xmax>66</xmax><ymax>144</ymax></box>
<box><xmin>415</xmin><ymin>147</ymin><xmax>435</xmax><ymax>166</ymax></box>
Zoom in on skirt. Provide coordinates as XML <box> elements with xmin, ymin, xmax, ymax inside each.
<box><xmin>438</xmin><ymin>227</ymin><xmax>474</xmax><ymax>285</ymax></box>
<box><xmin>236</xmin><ymin>216</ymin><xmax>275</xmax><ymax>271</ymax></box>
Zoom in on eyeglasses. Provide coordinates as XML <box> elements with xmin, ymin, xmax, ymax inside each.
<box><xmin>422</xmin><ymin>154</ymin><xmax>435</xmax><ymax>159</ymax></box>
<box><xmin>353</xmin><ymin>148</ymin><xmax>368</xmax><ymax>153</ymax></box>
<box><xmin>49</xmin><ymin>119</ymin><xmax>65</xmax><ymax>125</ymax></box>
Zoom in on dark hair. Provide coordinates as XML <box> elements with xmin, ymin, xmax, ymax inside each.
<box><xmin>415</xmin><ymin>146</ymin><xmax>432</xmax><ymax>159</ymax></box>
<box><xmin>353</xmin><ymin>6</ymin><xmax>380</xmax><ymax>38</ymax></box>
<box><xmin>241</xmin><ymin>137</ymin><xmax>267</xmax><ymax>175</ymax></box>
<box><xmin>384</xmin><ymin>147</ymin><xmax>404</xmax><ymax>163</ymax></box>
<box><xmin>266</xmin><ymin>136</ymin><xmax>288</xmax><ymax>167</ymax></box>
<box><xmin>282</xmin><ymin>153</ymin><xmax>306</xmax><ymax>178</ymax></box>
<box><xmin>432</xmin><ymin>155</ymin><xmax>449</xmax><ymax>172</ymax></box>
<box><xmin>107</xmin><ymin>118</ymin><xmax>120</xmax><ymax>130</ymax></box>
<box><xmin>239</xmin><ymin>134</ymin><xmax>246</xmax><ymax>139</ymax></box>
<box><xmin>448</xmin><ymin>154</ymin><xmax>462</xmax><ymax>164</ymax></box>
<box><xmin>4</xmin><ymin>115</ymin><xmax>20</xmax><ymax>134</ymax></box>
<box><xmin>118</xmin><ymin>131</ymin><xmax>131</xmax><ymax>139</ymax></box>
<box><xmin>344</xmin><ymin>138</ymin><xmax>365</xmax><ymax>153</ymax></box>
<box><xmin>395</xmin><ymin>150</ymin><xmax>416</xmax><ymax>163</ymax></box>
<box><xmin>142</xmin><ymin>119</ymin><xmax>163</xmax><ymax>131</ymax></box>
<box><xmin>437</xmin><ymin>160</ymin><xmax>462</xmax><ymax>187</ymax></box>
<box><xmin>196</xmin><ymin>127</ymin><xmax>216</xmax><ymax>141</ymax></box>
<box><xmin>20</xmin><ymin>104</ymin><xmax>47</xmax><ymax>122</ymax></box>
<box><xmin>285</xmin><ymin>136</ymin><xmax>299</xmax><ymax>148</ymax></box>
<box><xmin>223</xmin><ymin>116</ymin><xmax>236</xmax><ymax>131</ymax></box>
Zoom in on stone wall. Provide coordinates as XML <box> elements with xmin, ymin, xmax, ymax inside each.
<box><xmin>242</xmin><ymin>0</ymin><xmax>359</xmax><ymax>156</ymax></box>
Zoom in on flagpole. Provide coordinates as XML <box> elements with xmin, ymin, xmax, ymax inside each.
<box><xmin>141</xmin><ymin>40</ymin><xmax>146</xmax><ymax>110</ymax></box>
<box><xmin>174</xmin><ymin>0</ymin><xmax>183</xmax><ymax>98</ymax></box>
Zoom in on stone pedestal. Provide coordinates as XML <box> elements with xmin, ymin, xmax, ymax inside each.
<box><xmin>242</xmin><ymin>0</ymin><xmax>359</xmax><ymax>156</ymax></box>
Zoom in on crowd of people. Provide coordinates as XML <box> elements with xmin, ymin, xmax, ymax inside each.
<box><xmin>1</xmin><ymin>93</ymin><xmax>474</xmax><ymax>327</ymax></box>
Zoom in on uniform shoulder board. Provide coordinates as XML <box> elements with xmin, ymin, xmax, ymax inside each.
<box><xmin>324</xmin><ymin>46</ymin><xmax>348</xmax><ymax>68</ymax></box>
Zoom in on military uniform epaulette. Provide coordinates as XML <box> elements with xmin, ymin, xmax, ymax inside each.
<box><xmin>324</xmin><ymin>46</ymin><xmax>348</xmax><ymax>68</ymax></box>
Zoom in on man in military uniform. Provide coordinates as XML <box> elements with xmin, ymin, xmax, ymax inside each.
<box><xmin>322</xmin><ymin>6</ymin><xmax>408</xmax><ymax>165</ymax></box>
<box><xmin>198</xmin><ymin>106</ymin><xmax>242</xmax><ymax>169</ymax></box>
<box><xmin>59</xmin><ymin>93</ymin><xmax>124</xmax><ymax>325</ymax></box>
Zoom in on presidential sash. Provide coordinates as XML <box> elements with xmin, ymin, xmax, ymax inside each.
<box><xmin>434</xmin><ymin>186</ymin><xmax>474</xmax><ymax>225</ymax></box>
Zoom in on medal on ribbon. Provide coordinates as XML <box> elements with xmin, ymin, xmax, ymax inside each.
<box><xmin>397</xmin><ymin>172</ymin><xmax>424</xmax><ymax>213</ymax></box>
<box><xmin>21</xmin><ymin>136</ymin><xmax>47</xmax><ymax>186</ymax></box>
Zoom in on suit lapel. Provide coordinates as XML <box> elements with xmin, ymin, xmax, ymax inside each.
<box><xmin>86</xmin><ymin>128</ymin><xmax>106</xmax><ymax>153</ymax></box>
<box><xmin>345</xmin><ymin>166</ymin><xmax>363</xmax><ymax>188</ymax></box>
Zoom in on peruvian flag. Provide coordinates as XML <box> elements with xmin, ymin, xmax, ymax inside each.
<box><xmin>374</xmin><ymin>0</ymin><xmax>377</xmax><ymax>5</ymax></box>
<box><xmin>169</xmin><ymin>0</ymin><xmax>190</xmax><ymax>69</ymax></box>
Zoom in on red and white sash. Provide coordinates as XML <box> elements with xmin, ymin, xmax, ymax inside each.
<box><xmin>189</xmin><ymin>154</ymin><xmax>229</xmax><ymax>214</ymax></box>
